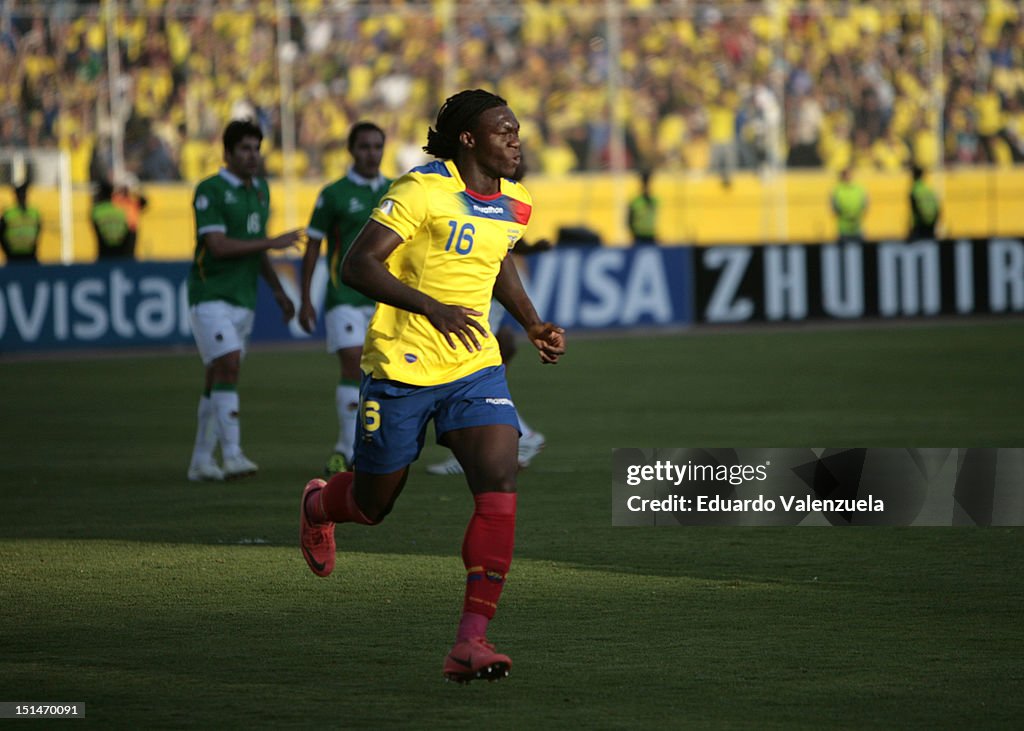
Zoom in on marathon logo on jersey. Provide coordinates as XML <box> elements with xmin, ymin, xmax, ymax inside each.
<box><xmin>460</xmin><ymin>192</ymin><xmax>531</xmax><ymax>225</ymax></box>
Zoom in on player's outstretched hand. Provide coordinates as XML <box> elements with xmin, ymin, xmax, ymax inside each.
<box><xmin>425</xmin><ymin>302</ymin><xmax>488</xmax><ymax>353</ymax></box>
<box><xmin>270</xmin><ymin>229</ymin><xmax>306</xmax><ymax>251</ymax></box>
<box><xmin>526</xmin><ymin>322</ymin><xmax>566</xmax><ymax>364</ymax></box>
<box><xmin>298</xmin><ymin>301</ymin><xmax>317</xmax><ymax>334</ymax></box>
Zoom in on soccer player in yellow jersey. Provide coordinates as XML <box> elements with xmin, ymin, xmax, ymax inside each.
<box><xmin>298</xmin><ymin>89</ymin><xmax>566</xmax><ymax>683</ymax></box>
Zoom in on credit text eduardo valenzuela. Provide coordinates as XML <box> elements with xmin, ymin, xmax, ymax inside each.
<box><xmin>623</xmin><ymin>460</ymin><xmax>885</xmax><ymax>514</ymax></box>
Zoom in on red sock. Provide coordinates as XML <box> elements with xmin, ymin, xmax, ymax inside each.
<box><xmin>306</xmin><ymin>472</ymin><xmax>376</xmax><ymax>525</ymax></box>
<box><xmin>456</xmin><ymin>612</ymin><xmax>489</xmax><ymax>643</ymax></box>
<box><xmin>458</xmin><ymin>491</ymin><xmax>517</xmax><ymax>640</ymax></box>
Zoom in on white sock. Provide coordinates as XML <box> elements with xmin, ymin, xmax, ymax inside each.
<box><xmin>211</xmin><ymin>389</ymin><xmax>242</xmax><ymax>460</ymax></box>
<box><xmin>190</xmin><ymin>395</ymin><xmax>218</xmax><ymax>465</ymax></box>
<box><xmin>518</xmin><ymin>414</ymin><xmax>534</xmax><ymax>438</ymax></box>
<box><xmin>334</xmin><ymin>383</ymin><xmax>359</xmax><ymax>460</ymax></box>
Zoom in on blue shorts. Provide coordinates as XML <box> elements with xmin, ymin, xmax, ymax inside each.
<box><xmin>353</xmin><ymin>365</ymin><xmax>520</xmax><ymax>474</ymax></box>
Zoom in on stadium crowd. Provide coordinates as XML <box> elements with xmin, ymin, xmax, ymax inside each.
<box><xmin>2</xmin><ymin>0</ymin><xmax>1022</xmax><ymax>185</ymax></box>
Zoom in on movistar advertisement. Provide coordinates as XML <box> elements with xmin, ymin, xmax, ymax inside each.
<box><xmin>0</xmin><ymin>262</ymin><xmax>193</xmax><ymax>352</ymax></box>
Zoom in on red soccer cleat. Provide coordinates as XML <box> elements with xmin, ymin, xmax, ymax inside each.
<box><xmin>442</xmin><ymin>637</ymin><xmax>512</xmax><ymax>684</ymax></box>
<box><xmin>299</xmin><ymin>478</ymin><xmax>335</xmax><ymax>577</ymax></box>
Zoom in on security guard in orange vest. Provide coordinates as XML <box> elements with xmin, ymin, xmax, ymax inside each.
<box><xmin>112</xmin><ymin>177</ymin><xmax>148</xmax><ymax>256</ymax></box>
<box><xmin>92</xmin><ymin>181</ymin><xmax>132</xmax><ymax>259</ymax></box>
<box><xmin>1</xmin><ymin>182</ymin><xmax>42</xmax><ymax>264</ymax></box>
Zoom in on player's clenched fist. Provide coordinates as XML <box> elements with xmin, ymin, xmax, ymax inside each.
<box><xmin>526</xmin><ymin>322</ymin><xmax>566</xmax><ymax>364</ymax></box>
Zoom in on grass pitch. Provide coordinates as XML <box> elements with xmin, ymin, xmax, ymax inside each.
<box><xmin>2</xmin><ymin>320</ymin><xmax>1023</xmax><ymax>729</ymax></box>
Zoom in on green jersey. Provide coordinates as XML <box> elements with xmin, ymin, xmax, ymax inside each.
<box><xmin>188</xmin><ymin>169</ymin><xmax>270</xmax><ymax>309</ymax></box>
<box><xmin>307</xmin><ymin>171</ymin><xmax>391</xmax><ymax>309</ymax></box>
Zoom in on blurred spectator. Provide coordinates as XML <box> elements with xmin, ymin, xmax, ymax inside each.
<box><xmin>850</xmin><ymin>129</ymin><xmax>876</xmax><ymax>172</ymax></box>
<box><xmin>1</xmin><ymin>182</ymin><xmax>42</xmax><ymax>264</ymax></box>
<box><xmin>1002</xmin><ymin>96</ymin><xmax>1024</xmax><ymax>163</ymax></box>
<box><xmin>0</xmin><ymin>114</ymin><xmax>28</xmax><ymax>148</ymax></box>
<box><xmin>873</xmin><ymin>126</ymin><xmax>911</xmax><ymax>172</ymax></box>
<box><xmin>972</xmin><ymin>78</ymin><xmax>1004</xmax><ymax>165</ymax></box>
<box><xmin>821</xmin><ymin>115</ymin><xmax>853</xmax><ymax>173</ymax></box>
<box><xmin>853</xmin><ymin>87</ymin><xmax>888</xmax><ymax>143</ymax></box>
<box><xmin>138</xmin><ymin>132</ymin><xmax>181</xmax><ymax>181</ymax></box>
<box><xmin>910</xmin><ymin>116</ymin><xmax>941</xmax><ymax>171</ymax></box>
<box><xmin>787</xmin><ymin>88</ymin><xmax>824</xmax><ymax>168</ymax></box>
<box><xmin>707</xmin><ymin>91</ymin><xmax>738</xmax><ymax>187</ymax></box>
<box><xmin>540</xmin><ymin>127</ymin><xmax>578</xmax><ymax>176</ymax></box>
<box><xmin>89</xmin><ymin>136</ymin><xmax>114</xmax><ymax>186</ymax></box>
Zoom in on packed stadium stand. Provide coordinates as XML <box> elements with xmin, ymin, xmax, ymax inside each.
<box><xmin>2</xmin><ymin>0</ymin><xmax>1022</xmax><ymax>187</ymax></box>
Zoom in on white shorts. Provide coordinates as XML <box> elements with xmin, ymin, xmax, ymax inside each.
<box><xmin>488</xmin><ymin>298</ymin><xmax>509</xmax><ymax>334</ymax></box>
<box><xmin>189</xmin><ymin>301</ymin><xmax>254</xmax><ymax>365</ymax></box>
<box><xmin>325</xmin><ymin>304</ymin><xmax>376</xmax><ymax>353</ymax></box>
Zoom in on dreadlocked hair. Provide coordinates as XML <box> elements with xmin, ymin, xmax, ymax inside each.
<box><xmin>423</xmin><ymin>89</ymin><xmax>507</xmax><ymax>160</ymax></box>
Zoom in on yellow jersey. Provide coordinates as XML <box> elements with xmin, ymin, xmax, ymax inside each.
<box><xmin>363</xmin><ymin>159</ymin><xmax>532</xmax><ymax>386</ymax></box>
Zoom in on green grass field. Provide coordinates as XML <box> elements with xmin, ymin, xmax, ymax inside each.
<box><xmin>2</xmin><ymin>320</ymin><xmax>1023</xmax><ymax>729</ymax></box>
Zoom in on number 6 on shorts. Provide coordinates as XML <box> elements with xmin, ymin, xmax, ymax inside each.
<box><xmin>362</xmin><ymin>400</ymin><xmax>381</xmax><ymax>432</ymax></box>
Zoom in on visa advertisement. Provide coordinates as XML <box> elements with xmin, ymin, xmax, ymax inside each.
<box><xmin>0</xmin><ymin>246</ymin><xmax>695</xmax><ymax>353</ymax></box>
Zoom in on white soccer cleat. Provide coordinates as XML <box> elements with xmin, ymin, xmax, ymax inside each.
<box><xmin>426</xmin><ymin>455</ymin><xmax>464</xmax><ymax>476</ymax></box>
<box><xmin>517</xmin><ymin>431</ymin><xmax>546</xmax><ymax>468</ymax></box>
<box><xmin>223</xmin><ymin>453</ymin><xmax>259</xmax><ymax>480</ymax></box>
<box><xmin>187</xmin><ymin>460</ymin><xmax>225</xmax><ymax>482</ymax></box>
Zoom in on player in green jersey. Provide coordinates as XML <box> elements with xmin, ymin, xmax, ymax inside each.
<box><xmin>186</xmin><ymin>119</ymin><xmax>304</xmax><ymax>482</ymax></box>
<box><xmin>298</xmin><ymin>122</ymin><xmax>391</xmax><ymax>476</ymax></box>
